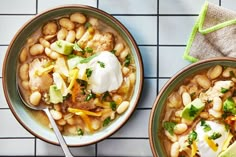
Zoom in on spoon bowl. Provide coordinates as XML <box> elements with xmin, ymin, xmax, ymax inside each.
<box><xmin>17</xmin><ymin>84</ymin><xmax>74</xmax><ymax>157</ymax></box>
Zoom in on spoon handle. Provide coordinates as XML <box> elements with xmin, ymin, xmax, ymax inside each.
<box><xmin>43</xmin><ymin>108</ymin><xmax>74</xmax><ymax>157</ymax></box>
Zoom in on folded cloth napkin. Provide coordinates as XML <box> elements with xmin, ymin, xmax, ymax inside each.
<box><xmin>183</xmin><ymin>2</ymin><xmax>236</xmax><ymax>62</ymax></box>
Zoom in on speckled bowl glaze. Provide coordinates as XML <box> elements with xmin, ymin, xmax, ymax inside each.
<box><xmin>2</xmin><ymin>5</ymin><xmax>143</xmax><ymax>146</ymax></box>
<box><xmin>149</xmin><ymin>57</ymin><xmax>236</xmax><ymax>157</ymax></box>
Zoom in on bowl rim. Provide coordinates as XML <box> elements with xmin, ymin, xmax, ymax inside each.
<box><xmin>148</xmin><ymin>57</ymin><xmax>236</xmax><ymax>157</ymax></box>
<box><xmin>2</xmin><ymin>4</ymin><xmax>144</xmax><ymax>147</ymax></box>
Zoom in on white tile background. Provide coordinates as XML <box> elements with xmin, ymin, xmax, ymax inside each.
<box><xmin>0</xmin><ymin>0</ymin><xmax>232</xmax><ymax>156</ymax></box>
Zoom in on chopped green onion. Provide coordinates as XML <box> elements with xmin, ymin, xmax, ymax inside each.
<box><xmin>111</xmin><ymin>49</ymin><xmax>116</xmax><ymax>54</ymax></box>
<box><xmin>85</xmin><ymin>22</ymin><xmax>92</xmax><ymax>29</ymax></box>
<box><xmin>110</xmin><ymin>102</ymin><xmax>117</xmax><ymax>111</ymax></box>
<box><xmin>200</xmin><ymin>119</ymin><xmax>211</xmax><ymax>132</ymax></box>
<box><xmin>73</xmin><ymin>42</ymin><xmax>84</xmax><ymax>54</ymax></box>
<box><xmin>103</xmin><ymin>117</ymin><xmax>111</xmax><ymax>127</ymax></box>
<box><xmin>189</xmin><ymin>104</ymin><xmax>199</xmax><ymax>117</ymax></box>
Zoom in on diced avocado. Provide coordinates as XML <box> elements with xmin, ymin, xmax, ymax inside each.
<box><xmin>219</xmin><ymin>141</ymin><xmax>236</xmax><ymax>157</ymax></box>
<box><xmin>50</xmin><ymin>40</ymin><xmax>74</xmax><ymax>55</ymax></box>
<box><xmin>49</xmin><ymin>85</ymin><xmax>63</xmax><ymax>104</ymax></box>
<box><xmin>181</xmin><ymin>98</ymin><xmax>205</xmax><ymax>121</ymax></box>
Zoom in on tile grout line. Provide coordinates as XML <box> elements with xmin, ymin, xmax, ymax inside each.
<box><xmin>156</xmin><ymin>0</ymin><xmax>159</xmax><ymax>96</ymax></box>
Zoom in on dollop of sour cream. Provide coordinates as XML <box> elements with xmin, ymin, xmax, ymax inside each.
<box><xmin>195</xmin><ymin>121</ymin><xmax>230</xmax><ymax>157</ymax></box>
<box><xmin>77</xmin><ymin>51</ymin><xmax>123</xmax><ymax>94</ymax></box>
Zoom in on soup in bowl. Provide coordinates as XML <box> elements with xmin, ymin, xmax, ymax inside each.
<box><xmin>149</xmin><ymin>57</ymin><xmax>236</xmax><ymax>157</ymax></box>
<box><xmin>3</xmin><ymin>5</ymin><xmax>143</xmax><ymax>146</ymax></box>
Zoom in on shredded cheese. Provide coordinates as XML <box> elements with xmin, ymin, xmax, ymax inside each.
<box><xmin>204</xmin><ymin>135</ymin><xmax>218</xmax><ymax>152</ymax></box>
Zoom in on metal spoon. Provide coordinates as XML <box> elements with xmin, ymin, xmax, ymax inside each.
<box><xmin>17</xmin><ymin>85</ymin><xmax>74</xmax><ymax>157</ymax></box>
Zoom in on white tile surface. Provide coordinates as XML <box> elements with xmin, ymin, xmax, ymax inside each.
<box><xmin>159</xmin><ymin>0</ymin><xmax>219</xmax><ymax>14</ymax></box>
<box><xmin>221</xmin><ymin>0</ymin><xmax>236</xmax><ymax>11</ymax></box>
<box><xmin>111</xmin><ymin>110</ymin><xmax>150</xmax><ymax>138</ymax></box>
<box><xmin>0</xmin><ymin>46</ymin><xmax>7</xmax><ymax>77</ymax></box>
<box><xmin>0</xmin><ymin>110</ymin><xmax>33</xmax><ymax>137</ymax></box>
<box><xmin>38</xmin><ymin>0</ymin><xmax>97</xmax><ymax>13</ymax></box>
<box><xmin>140</xmin><ymin>46</ymin><xmax>157</xmax><ymax>77</ymax></box>
<box><xmin>0</xmin><ymin>16</ymin><xmax>33</xmax><ymax>45</ymax></box>
<box><xmin>0</xmin><ymin>0</ymin><xmax>36</xmax><ymax>14</ymax></box>
<box><xmin>0</xmin><ymin>80</ymin><xmax>8</xmax><ymax>109</ymax></box>
<box><xmin>0</xmin><ymin>139</ymin><xmax>35</xmax><ymax>156</ymax></box>
<box><xmin>159</xmin><ymin>78</ymin><xmax>169</xmax><ymax>91</ymax></box>
<box><xmin>139</xmin><ymin>79</ymin><xmax>157</xmax><ymax>108</ymax></box>
<box><xmin>99</xmin><ymin>0</ymin><xmax>157</xmax><ymax>14</ymax></box>
<box><xmin>115</xmin><ymin>16</ymin><xmax>157</xmax><ymax>45</ymax></box>
<box><xmin>159</xmin><ymin>16</ymin><xmax>197</xmax><ymax>45</ymax></box>
<box><xmin>36</xmin><ymin>139</ymin><xmax>95</xmax><ymax>156</ymax></box>
<box><xmin>97</xmin><ymin>139</ymin><xmax>152</xmax><ymax>156</ymax></box>
<box><xmin>159</xmin><ymin>46</ymin><xmax>190</xmax><ymax>77</ymax></box>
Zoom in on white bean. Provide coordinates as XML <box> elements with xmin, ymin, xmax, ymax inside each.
<box><xmin>222</xmin><ymin>67</ymin><xmax>236</xmax><ymax>78</ymax></box>
<box><xmin>21</xmin><ymin>81</ymin><xmax>29</xmax><ymax>90</ymax></box>
<box><xmin>66</xmin><ymin>117</ymin><xmax>76</xmax><ymax>125</ymax></box>
<box><xmin>42</xmin><ymin>22</ymin><xmax>57</xmax><ymax>35</ymax></box>
<box><xmin>45</xmin><ymin>47</ymin><xmax>61</xmax><ymax>60</ymax></box>
<box><xmin>116</xmin><ymin>101</ymin><xmax>129</xmax><ymax>114</ymax></box>
<box><xmin>212</xmin><ymin>97</ymin><xmax>222</xmax><ymax>111</ymax></box>
<box><xmin>182</xmin><ymin>92</ymin><xmax>191</xmax><ymax>106</ymax></box>
<box><xmin>129</xmin><ymin>73</ymin><xmax>136</xmax><ymax>85</ymax></box>
<box><xmin>168</xmin><ymin>92</ymin><xmax>182</xmax><ymax>108</ymax></box>
<box><xmin>50</xmin><ymin>110</ymin><xmax>62</xmax><ymax>120</ymax></box>
<box><xmin>181</xmin><ymin>118</ymin><xmax>193</xmax><ymax>126</ymax></box>
<box><xmin>195</xmin><ymin>75</ymin><xmax>211</xmax><ymax>89</ymax></box>
<box><xmin>170</xmin><ymin>142</ymin><xmax>180</xmax><ymax>157</ymax></box>
<box><xmin>19</xmin><ymin>63</ymin><xmax>29</xmax><ymax>81</ymax></box>
<box><xmin>29</xmin><ymin>91</ymin><xmax>41</xmax><ymax>106</ymax></box>
<box><xmin>174</xmin><ymin>123</ymin><xmax>188</xmax><ymax>134</ymax></box>
<box><xmin>57</xmin><ymin>28</ymin><xmax>68</xmax><ymax>40</ymax></box>
<box><xmin>112</xmin><ymin>94</ymin><xmax>123</xmax><ymax>105</ymax></box>
<box><xmin>119</xmin><ymin>49</ymin><xmax>129</xmax><ymax>61</ymax></box>
<box><xmin>122</xmin><ymin>66</ymin><xmax>130</xmax><ymax>75</ymax></box>
<box><xmin>164</xmin><ymin>130</ymin><xmax>177</xmax><ymax>142</ymax></box>
<box><xmin>200</xmin><ymin>112</ymin><xmax>209</xmax><ymax>119</ymax></box>
<box><xmin>207</xmin><ymin>65</ymin><xmax>223</xmax><ymax>79</ymax></box>
<box><xmin>57</xmin><ymin>119</ymin><xmax>66</xmax><ymax>126</ymax></box>
<box><xmin>19</xmin><ymin>47</ymin><xmax>28</xmax><ymax>62</ymax></box>
<box><xmin>209</xmin><ymin>109</ymin><xmax>222</xmax><ymax>118</ymax></box>
<box><xmin>75</xmin><ymin>26</ymin><xmax>85</xmax><ymax>39</ymax></box>
<box><xmin>39</xmin><ymin>38</ymin><xmax>50</xmax><ymax>48</ymax></box>
<box><xmin>29</xmin><ymin>44</ymin><xmax>44</xmax><ymax>56</ymax></box>
<box><xmin>70</xmin><ymin>13</ymin><xmax>87</xmax><ymax>24</ymax></box>
<box><xmin>66</xmin><ymin>30</ymin><xmax>76</xmax><ymax>43</ymax></box>
<box><xmin>114</xmin><ymin>42</ymin><xmax>124</xmax><ymax>56</ymax></box>
<box><xmin>59</xmin><ymin>18</ymin><xmax>75</xmax><ymax>30</ymax></box>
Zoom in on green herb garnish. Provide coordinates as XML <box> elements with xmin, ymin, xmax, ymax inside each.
<box><xmin>223</xmin><ymin>97</ymin><xmax>236</xmax><ymax>115</ymax></box>
<box><xmin>124</xmin><ymin>54</ymin><xmax>131</xmax><ymax>67</ymax></box>
<box><xmin>97</xmin><ymin>61</ymin><xmax>105</xmax><ymax>68</ymax></box>
<box><xmin>77</xmin><ymin>128</ymin><xmax>84</xmax><ymax>136</ymax></box>
<box><xmin>86</xmin><ymin>68</ymin><xmax>93</xmax><ymax>78</ymax></box>
<box><xmin>163</xmin><ymin>121</ymin><xmax>176</xmax><ymax>135</ymax></box>
<box><xmin>200</xmin><ymin>119</ymin><xmax>211</xmax><ymax>132</ymax></box>
<box><xmin>221</xmin><ymin>87</ymin><xmax>229</xmax><ymax>93</ymax></box>
<box><xmin>85</xmin><ymin>47</ymin><xmax>93</xmax><ymax>53</ymax></box>
<box><xmin>103</xmin><ymin>117</ymin><xmax>111</xmax><ymax>127</ymax></box>
<box><xmin>85</xmin><ymin>22</ymin><xmax>92</xmax><ymax>29</ymax></box>
<box><xmin>85</xmin><ymin>93</ymin><xmax>96</xmax><ymax>101</ymax></box>
<box><xmin>188</xmin><ymin>131</ymin><xmax>197</xmax><ymax>145</ymax></box>
<box><xmin>110</xmin><ymin>102</ymin><xmax>117</xmax><ymax>111</ymax></box>
<box><xmin>111</xmin><ymin>49</ymin><xmax>116</xmax><ymax>54</ymax></box>
<box><xmin>76</xmin><ymin>79</ymin><xmax>87</xmax><ymax>88</ymax></box>
<box><xmin>63</xmin><ymin>93</ymin><xmax>71</xmax><ymax>101</ymax></box>
<box><xmin>209</xmin><ymin>132</ymin><xmax>222</xmax><ymax>140</ymax></box>
<box><xmin>102</xmin><ymin>91</ymin><xmax>110</xmax><ymax>101</ymax></box>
